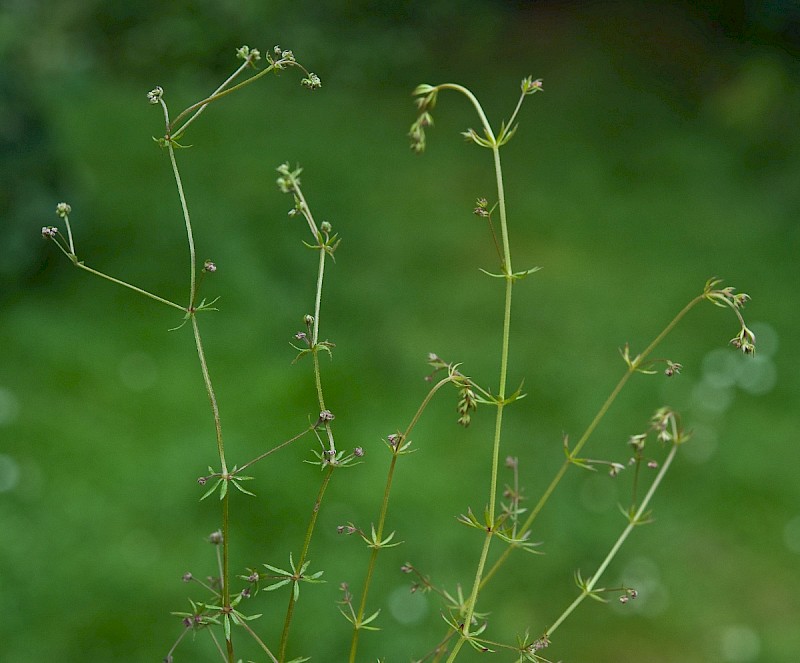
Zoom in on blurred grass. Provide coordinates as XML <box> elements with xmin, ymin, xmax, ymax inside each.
<box><xmin>2</xmin><ymin>2</ymin><xmax>800</xmax><ymax>662</ymax></box>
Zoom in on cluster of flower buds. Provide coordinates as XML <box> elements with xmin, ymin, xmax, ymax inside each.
<box><xmin>527</xmin><ymin>634</ymin><xmax>550</xmax><ymax>652</ymax></box>
<box><xmin>473</xmin><ymin>197</ymin><xmax>490</xmax><ymax>217</ymax></box>
<box><xmin>147</xmin><ymin>86</ymin><xmax>163</xmax><ymax>104</ymax></box>
<box><xmin>457</xmin><ymin>381</ymin><xmax>478</xmax><ymax>427</ymax></box>
<box><xmin>731</xmin><ymin>326</ymin><xmax>756</xmax><ymax>355</ymax></box>
<box><xmin>235</xmin><ymin>45</ymin><xmax>261</xmax><ymax>65</ymax></box>
<box><xmin>301</xmin><ymin>73</ymin><xmax>322</xmax><ymax>90</ymax></box>
<box><xmin>521</xmin><ymin>76</ymin><xmax>544</xmax><ymax>95</ymax></box>
<box><xmin>409</xmin><ymin>84</ymin><xmax>438</xmax><ymax>153</ymax></box>
<box><xmin>651</xmin><ymin>407</ymin><xmax>678</xmax><ymax>443</ymax></box>
<box><xmin>276</xmin><ymin>162</ymin><xmax>302</xmax><ymax>194</ymax></box>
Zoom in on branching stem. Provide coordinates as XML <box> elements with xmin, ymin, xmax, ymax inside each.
<box><xmin>546</xmin><ymin>442</ymin><xmax>679</xmax><ymax>636</ymax></box>
<box><xmin>348</xmin><ymin>374</ymin><xmax>456</xmax><ymax>662</ymax></box>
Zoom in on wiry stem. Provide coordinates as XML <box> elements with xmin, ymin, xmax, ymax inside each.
<box><xmin>481</xmin><ymin>293</ymin><xmax>707</xmax><ymax>590</ymax></box>
<box><xmin>349</xmin><ymin>375</ymin><xmax>456</xmax><ymax>662</ymax></box>
<box><xmin>165</xmin><ymin>99</ymin><xmax>233</xmax><ymax>659</ymax></box>
<box><xmin>279</xmin><ymin>465</ymin><xmax>335</xmax><ymax>661</ymax></box>
<box><xmin>546</xmin><ymin>442</ymin><xmax>679</xmax><ymax>636</ymax></box>
<box><xmin>278</xmin><ymin>173</ymin><xmax>336</xmax><ymax>660</ymax></box>
<box><xmin>436</xmin><ymin>89</ymin><xmax>514</xmax><ymax>662</ymax></box>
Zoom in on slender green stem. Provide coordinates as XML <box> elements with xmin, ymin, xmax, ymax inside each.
<box><xmin>446</xmin><ymin>113</ymin><xmax>513</xmax><ymax>661</ymax></box>
<box><xmin>170</xmin><ymin>58</ymin><xmax>312</xmax><ymax>138</ymax></box>
<box><xmin>278</xmin><ymin>175</ymin><xmax>337</xmax><ymax>661</ymax></box>
<box><xmin>480</xmin><ymin>293</ymin><xmax>706</xmax><ymax>589</ymax></box>
<box><xmin>278</xmin><ymin>464</ymin><xmax>335</xmax><ymax>661</ymax></box>
<box><xmin>546</xmin><ymin>442</ymin><xmax>679</xmax><ymax>637</ymax></box>
<box><xmin>208</xmin><ymin>628</ymin><xmax>227</xmax><ymax>661</ymax></box>
<box><xmin>191</xmin><ymin>314</ymin><xmax>231</xmax><ymax>661</ymax></box>
<box><xmin>435</xmin><ymin>84</ymin><xmax>496</xmax><ymax>144</ymax></box>
<box><xmin>63</xmin><ymin>215</ymin><xmax>76</xmax><ymax>255</ymax></box>
<box><xmin>312</xmin><ymin>241</ymin><xmax>325</xmax><ymax>346</ymax></box>
<box><xmin>240</xmin><ymin>619</ymin><xmax>280</xmax><ymax>663</ymax></box>
<box><xmin>166</xmin><ymin>115</ymin><xmax>231</xmax><ymax>660</ymax></box>
<box><xmin>48</xmin><ymin>235</ymin><xmax>185</xmax><ymax>311</ymax></box>
<box><xmin>222</xmin><ymin>492</ymin><xmax>233</xmax><ymax>662</ymax></box>
<box><xmin>75</xmin><ymin>262</ymin><xmax>185</xmax><ymax>311</ymax></box>
<box><xmin>171</xmin><ymin>58</ymin><xmax>251</xmax><ymax>139</ymax></box>
<box><xmin>235</xmin><ymin>428</ymin><xmax>313</xmax><ymax>474</ymax></box>
<box><xmin>504</xmin><ymin>91</ymin><xmax>528</xmax><ymax>137</ymax></box>
<box><xmin>191</xmin><ymin>314</ymin><xmax>227</xmax><ymax>472</ymax></box>
<box><xmin>166</xmin><ymin>141</ymin><xmax>197</xmax><ymax>307</ymax></box>
<box><xmin>349</xmin><ymin>375</ymin><xmax>455</xmax><ymax>663</ymax></box>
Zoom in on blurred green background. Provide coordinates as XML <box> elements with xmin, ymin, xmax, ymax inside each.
<box><xmin>2</xmin><ymin>1</ymin><xmax>799</xmax><ymax>661</ymax></box>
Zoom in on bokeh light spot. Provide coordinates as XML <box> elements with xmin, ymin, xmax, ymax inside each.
<box><xmin>0</xmin><ymin>454</ymin><xmax>20</xmax><ymax>492</ymax></box>
<box><xmin>388</xmin><ymin>585</ymin><xmax>428</xmax><ymax>625</ymax></box>
<box><xmin>720</xmin><ymin>624</ymin><xmax>761</xmax><ymax>662</ymax></box>
<box><xmin>0</xmin><ymin>387</ymin><xmax>20</xmax><ymax>426</ymax></box>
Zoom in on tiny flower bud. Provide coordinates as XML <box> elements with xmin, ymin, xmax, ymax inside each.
<box><xmin>41</xmin><ymin>226</ymin><xmax>58</xmax><ymax>238</ymax></box>
<box><xmin>319</xmin><ymin>409</ymin><xmax>334</xmax><ymax>422</ymax></box>
<box><xmin>609</xmin><ymin>462</ymin><xmax>625</xmax><ymax>477</ymax></box>
<box><xmin>733</xmin><ymin>293</ymin><xmax>750</xmax><ymax>308</ymax></box>
<box><xmin>241</xmin><ymin>587</ymin><xmax>251</xmax><ymax>598</ymax></box>
<box><xmin>203</xmin><ymin>259</ymin><xmax>217</xmax><ymax>273</ymax></box>
<box><xmin>648</xmin><ymin>460</ymin><xmax>658</xmax><ymax>469</ymax></box>
<box><xmin>208</xmin><ymin>530</ymin><xmax>223</xmax><ymax>545</ymax></box>
<box><xmin>182</xmin><ymin>572</ymin><xmax>193</xmax><ymax>582</ymax></box>
<box><xmin>619</xmin><ymin>595</ymin><xmax>629</xmax><ymax>604</ymax></box>
<box><xmin>147</xmin><ymin>86</ymin><xmax>164</xmax><ymax>104</ymax></box>
<box><xmin>320</xmin><ymin>220</ymin><xmax>332</xmax><ymax>234</ymax></box>
<box><xmin>301</xmin><ymin>73</ymin><xmax>322</xmax><ymax>90</ymax></box>
<box><xmin>628</xmin><ymin>433</ymin><xmax>646</xmax><ymax>451</ymax></box>
<box><xmin>304</xmin><ymin>314</ymin><xmax>314</xmax><ymax>326</ymax></box>
<box><xmin>197</xmin><ymin>476</ymin><xmax>207</xmax><ymax>485</ymax></box>
<box><xmin>55</xmin><ymin>202</ymin><xmax>71</xmax><ymax>218</ymax></box>
<box><xmin>522</xmin><ymin>76</ymin><xmax>544</xmax><ymax>95</ymax></box>
<box><xmin>400</xmin><ymin>563</ymin><xmax>413</xmax><ymax>573</ymax></box>
<box><xmin>353</xmin><ymin>447</ymin><xmax>364</xmax><ymax>457</ymax></box>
